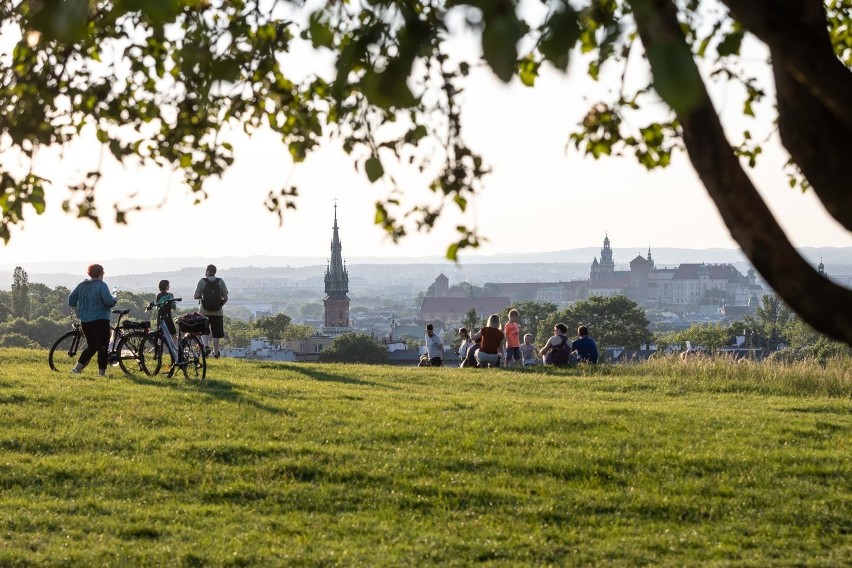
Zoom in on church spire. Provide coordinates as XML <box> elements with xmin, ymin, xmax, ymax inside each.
<box><xmin>324</xmin><ymin>202</ymin><xmax>349</xmax><ymax>297</ymax></box>
<box><xmin>323</xmin><ymin>201</ymin><xmax>351</xmax><ymax>331</ymax></box>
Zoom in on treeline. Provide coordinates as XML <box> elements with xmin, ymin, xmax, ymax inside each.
<box><xmin>0</xmin><ymin>267</ymin><xmax>316</xmax><ymax>350</ymax></box>
<box><xmin>440</xmin><ymin>295</ymin><xmax>848</xmax><ymax>363</ymax></box>
<box><xmin>655</xmin><ymin>296</ymin><xmax>850</xmax><ymax>362</ymax></box>
<box><xmin>440</xmin><ymin>296</ymin><xmax>655</xmax><ymax>353</ymax></box>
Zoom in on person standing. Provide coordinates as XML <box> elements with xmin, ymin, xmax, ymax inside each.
<box><xmin>194</xmin><ymin>264</ymin><xmax>228</xmax><ymax>358</ymax></box>
<box><xmin>572</xmin><ymin>325</ymin><xmax>599</xmax><ymax>364</ymax></box>
<box><xmin>503</xmin><ymin>309</ymin><xmax>522</xmax><ymax>367</ymax></box>
<box><xmin>156</xmin><ymin>279</ymin><xmax>179</xmax><ymax>351</ymax></box>
<box><xmin>68</xmin><ymin>263</ymin><xmax>117</xmax><ymax>376</ymax></box>
<box><xmin>473</xmin><ymin>314</ymin><xmax>504</xmax><ymax>368</ymax></box>
<box><xmin>425</xmin><ymin>323</ymin><xmax>444</xmax><ymax>367</ymax></box>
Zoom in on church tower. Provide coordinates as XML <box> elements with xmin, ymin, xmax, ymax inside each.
<box><xmin>598</xmin><ymin>233</ymin><xmax>615</xmax><ymax>278</ymax></box>
<box><xmin>323</xmin><ymin>203</ymin><xmax>350</xmax><ymax>332</ymax></box>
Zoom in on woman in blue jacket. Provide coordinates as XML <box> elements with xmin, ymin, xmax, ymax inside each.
<box><xmin>68</xmin><ymin>264</ymin><xmax>116</xmax><ymax>376</ymax></box>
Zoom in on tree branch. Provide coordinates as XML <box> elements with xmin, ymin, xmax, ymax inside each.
<box><xmin>630</xmin><ymin>0</ymin><xmax>852</xmax><ymax>345</ymax></box>
<box><xmin>720</xmin><ymin>0</ymin><xmax>852</xmax><ymax>132</ymax></box>
<box><xmin>721</xmin><ymin>0</ymin><xmax>852</xmax><ymax>231</ymax></box>
<box><xmin>774</xmin><ymin>64</ymin><xmax>852</xmax><ymax>231</ymax></box>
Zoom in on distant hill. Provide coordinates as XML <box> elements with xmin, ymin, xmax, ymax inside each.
<box><xmin>1</xmin><ymin>247</ymin><xmax>849</xmax><ymax>292</ymax></box>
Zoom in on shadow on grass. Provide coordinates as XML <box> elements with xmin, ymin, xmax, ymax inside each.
<box><xmin>282</xmin><ymin>364</ymin><xmax>394</xmax><ymax>389</ymax></box>
<box><xmin>123</xmin><ymin>371</ymin><xmax>294</xmax><ymax>416</ymax></box>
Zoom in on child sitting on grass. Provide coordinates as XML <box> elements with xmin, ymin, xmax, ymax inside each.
<box><xmin>520</xmin><ymin>333</ymin><xmax>538</xmax><ymax>367</ymax></box>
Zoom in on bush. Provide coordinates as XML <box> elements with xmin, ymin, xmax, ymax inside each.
<box><xmin>0</xmin><ymin>333</ymin><xmax>39</xmax><ymax>348</ymax></box>
<box><xmin>319</xmin><ymin>333</ymin><xmax>388</xmax><ymax>364</ymax></box>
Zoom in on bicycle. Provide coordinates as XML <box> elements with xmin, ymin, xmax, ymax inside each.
<box><xmin>48</xmin><ymin>309</ymin><xmax>150</xmax><ymax>374</ymax></box>
<box><xmin>139</xmin><ymin>297</ymin><xmax>207</xmax><ymax>380</ymax></box>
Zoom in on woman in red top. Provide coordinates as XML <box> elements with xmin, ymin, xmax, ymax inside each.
<box><xmin>472</xmin><ymin>314</ymin><xmax>504</xmax><ymax>367</ymax></box>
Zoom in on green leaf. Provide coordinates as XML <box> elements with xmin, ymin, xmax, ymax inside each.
<box><xmin>482</xmin><ymin>16</ymin><xmax>521</xmax><ymax>82</ymax></box>
<box><xmin>117</xmin><ymin>0</ymin><xmax>181</xmax><ymax>24</ymax></box>
<box><xmin>308</xmin><ymin>12</ymin><xmax>334</xmax><ymax>48</ymax></box>
<box><xmin>646</xmin><ymin>42</ymin><xmax>704</xmax><ymax>115</ymax></box>
<box><xmin>365</xmin><ymin>156</ymin><xmax>384</xmax><ymax>183</ymax></box>
<box><xmin>717</xmin><ymin>30</ymin><xmax>744</xmax><ymax>57</ymax></box>
<box><xmin>539</xmin><ymin>6</ymin><xmax>579</xmax><ymax>71</ymax></box>
<box><xmin>446</xmin><ymin>242</ymin><xmax>459</xmax><ymax>261</ymax></box>
<box><xmin>210</xmin><ymin>58</ymin><xmax>242</xmax><ymax>83</ymax></box>
<box><xmin>518</xmin><ymin>56</ymin><xmax>538</xmax><ymax>87</ymax></box>
<box><xmin>29</xmin><ymin>0</ymin><xmax>89</xmax><ymax>42</ymax></box>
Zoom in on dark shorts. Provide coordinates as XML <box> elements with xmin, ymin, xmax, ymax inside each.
<box><xmin>429</xmin><ymin>356</ymin><xmax>443</xmax><ymax>367</ymax></box>
<box><xmin>207</xmin><ymin>315</ymin><xmax>224</xmax><ymax>339</ymax></box>
<box><xmin>505</xmin><ymin>346</ymin><xmax>522</xmax><ymax>361</ymax></box>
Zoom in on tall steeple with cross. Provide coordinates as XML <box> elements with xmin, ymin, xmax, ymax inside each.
<box><xmin>323</xmin><ymin>201</ymin><xmax>350</xmax><ymax>332</ymax></box>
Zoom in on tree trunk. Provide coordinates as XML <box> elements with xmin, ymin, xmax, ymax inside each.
<box><xmin>774</xmin><ymin>64</ymin><xmax>852</xmax><ymax>231</ymax></box>
<box><xmin>630</xmin><ymin>0</ymin><xmax>852</xmax><ymax>345</ymax></box>
<box><xmin>721</xmin><ymin>0</ymin><xmax>852</xmax><ymax>231</ymax></box>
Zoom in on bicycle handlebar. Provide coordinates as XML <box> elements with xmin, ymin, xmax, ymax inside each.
<box><xmin>146</xmin><ymin>297</ymin><xmax>182</xmax><ymax>312</ymax></box>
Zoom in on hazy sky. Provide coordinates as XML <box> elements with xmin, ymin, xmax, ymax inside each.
<box><xmin>1</xmin><ymin>18</ymin><xmax>849</xmax><ymax>267</ymax></box>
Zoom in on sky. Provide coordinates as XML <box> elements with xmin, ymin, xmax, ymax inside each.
<box><xmin>1</xmin><ymin>11</ymin><xmax>849</xmax><ymax>268</ymax></box>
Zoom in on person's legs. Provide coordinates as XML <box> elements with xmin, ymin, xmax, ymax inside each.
<box><xmin>208</xmin><ymin>316</ymin><xmax>224</xmax><ymax>357</ymax></box>
<box><xmin>506</xmin><ymin>347</ymin><xmax>521</xmax><ymax>367</ymax></box>
<box><xmin>80</xmin><ymin>320</ymin><xmax>111</xmax><ymax>374</ymax></box>
<box><xmin>476</xmin><ymin>350</ymin><xmax>499</xmax><ymax>368</ymax></box>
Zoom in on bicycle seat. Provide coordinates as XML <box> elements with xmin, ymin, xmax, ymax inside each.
<box><xmin>112</xmin><ymin>309</ymin><xmax>131</xmax><ymax>316</ymax></box>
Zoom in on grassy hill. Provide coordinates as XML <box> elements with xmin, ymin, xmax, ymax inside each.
<box><xmin>1</xmin><ymin>349</ymin><xmax>849</xmax><ymax>566</ymax></box>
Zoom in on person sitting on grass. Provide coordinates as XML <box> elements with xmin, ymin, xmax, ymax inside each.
<box><xmin>473</xmin><ymin>314</ymin><xmax>504</xmax><ymax>368</ymax></box>
<box><xmin>539</xmin><ymin>323</ymin><xmax>572</xmax><ymax>366</ymax></box>
<box><xmin>572</xmin><ymin>325</ymin><xmax>599</xmax><ymax>364</ymax></box>
<box><xmin>458</xmin><ymin>327</ymin><xmax>474</xmax><ymax>368</ymax></box>
<box><xmin>520</xmin><ymin>333</ymin><xmax>539</xmax><ymax>367</ymax></box>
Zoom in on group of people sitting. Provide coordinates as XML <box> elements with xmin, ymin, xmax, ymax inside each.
<box><xmin>422</xmin><ymin>309</ymin><xmax>599</xmax><ymax>368</ymax></box>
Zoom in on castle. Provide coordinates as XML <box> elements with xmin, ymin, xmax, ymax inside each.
<box><xmin>420</xmin><ymin>235</ymin><xmax>764</xmax><ymax>324</ymax></box>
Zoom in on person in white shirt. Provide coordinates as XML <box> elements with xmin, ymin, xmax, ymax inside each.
<box><xmin>457</xmin><ymin>327</ymin><xmax>474</xmax><ymax>368</ymax></box>
<box><xmin>424</xmin><ymin>323</ymin><xmax>444</xmax><ymax>367</ymax></box>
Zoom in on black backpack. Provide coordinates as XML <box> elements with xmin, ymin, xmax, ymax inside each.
<box><xmin>548</xmin><ymin>335</ymin><xmax>571</xmax><ymax>365</ymax></box>
<box><xmin>201</xmin><ymin>278</ymin><xmax>224</xmax><ymax>311</ymax></box>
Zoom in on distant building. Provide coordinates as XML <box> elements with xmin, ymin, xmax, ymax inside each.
<box><xmin>323</xmin><ymin>204</ymin><xmax>351</xmax><ymax>335</ymax></box>
<box><xmin>281</xmin><ymin>336</ymin><xmax>337</xmax><ymax>362</ymax></box>
<box><xmin>420</xmin><ymin>295</ymin><xmax>511</xmax><ymax>325</ymax></box>
<box><xmin>419</xmin><ymin>235</ymin><xmax>765</xmax><ymax>323</ymax></box>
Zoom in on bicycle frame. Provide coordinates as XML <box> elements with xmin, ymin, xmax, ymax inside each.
<box><xmin>49</xmin><ymin>308</ymin><xmax>149</xmax><ymax>373</ymax></box>
<box><xmin>145</xmin><ymin>296</ymin><xmax>183</xmax><ymax>363</ymax></box>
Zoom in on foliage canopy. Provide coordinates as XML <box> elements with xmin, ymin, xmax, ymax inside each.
<box><xmin>0</xmin><ymin>0</ymin><xmax>849</xmax><ymax>343</ymax></box>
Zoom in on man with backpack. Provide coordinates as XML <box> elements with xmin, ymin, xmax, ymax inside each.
<box><xmin>539</xmin><ymin>322</ymin><xmax>573</xmax><ymax>366</ymax></box>
<box><xmin>194</xmin><ymin>264</ymin><xmax>228</xmax><ymax>358</ymax></box>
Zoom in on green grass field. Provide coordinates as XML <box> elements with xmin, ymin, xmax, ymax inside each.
<box><xmin>0</xmin><ymin>348</ymin><xmax>849</xmax><ymax>566</ymax></box>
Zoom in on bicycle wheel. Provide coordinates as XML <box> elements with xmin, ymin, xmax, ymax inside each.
<box><xmin>138</xmin><ymin>333</ymin><xmax>165</xmax><ymax>376</ymax></box>
<box><xmin>48</xmin><ymin>330</ymin><xmax>86</xmax><ymax>372</ymax></box>
<box><xmin>177</xmin><ymin>335</ymin><xmax>206</xmax><ymax>380</ymax></box>
<box><xmin>116</xmin><ymin>331</ymin><xmax>147</xmax><ymax>375</ymax></box>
